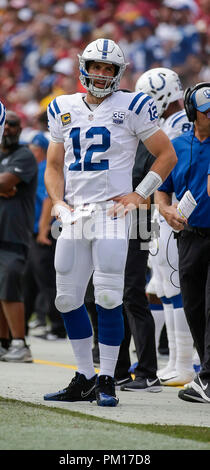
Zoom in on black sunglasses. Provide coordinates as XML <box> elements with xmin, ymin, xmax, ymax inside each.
<box><xmin>5</xmin><ymin>120</ymin><xmax>20</xmax><ymax>127</ymax></box>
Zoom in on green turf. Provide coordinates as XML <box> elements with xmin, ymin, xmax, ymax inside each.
<box><xmin>0</xmin><ymin>397</ymin><xmax>209</xmax><ymax>450</ymax></box>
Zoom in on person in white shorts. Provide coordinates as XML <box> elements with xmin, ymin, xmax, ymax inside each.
<box><xmin>136</xmin><ymin>68</ymin><xmax>198</xmax><ymax>386</ymax></box>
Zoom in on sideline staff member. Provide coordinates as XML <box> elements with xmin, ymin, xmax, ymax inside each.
<box><xmin>0</xmin><ymin>111</ymin><xmax>37</xmax><ymax>362</ymax></box>
<box><xmin>156</xmin><ymin>82</ymin><xmax>210</xmax><ymax>403</ymax></box>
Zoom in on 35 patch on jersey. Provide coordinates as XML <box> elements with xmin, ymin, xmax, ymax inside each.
<box><xmin>112</xmin><ymin>111</ymin><xmax>125</xmax><ymax>124</ymax></box>
<box><xmin>61</xmin><ymin>113</ymin><xmax>71</xmax><ymax>126</ymax></box>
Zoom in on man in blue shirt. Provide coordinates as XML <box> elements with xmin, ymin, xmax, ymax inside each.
<box><xmin>156</xmin><ymin>82</ymin><xmax>210</xmax><ymax>403</ymax></box>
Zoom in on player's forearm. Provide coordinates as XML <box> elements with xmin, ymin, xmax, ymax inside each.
<box><xmin>44</xmin><ymin>166</ymin><xmax>65</xmax><ymax>205</ymax></box>
<box><xmin>149</xmin><ymin>146</ymin><xmax>177</xmax><ymax>183</ymax></box>
<box><xmin>44</xmin><ymin>141</ymin><xmax>65</xmax><ymax>205</ymax></box>
<box><xmin>144</xmin><ymin>129</ymin><xmax>177</xmax><ymax>182</ymax></box>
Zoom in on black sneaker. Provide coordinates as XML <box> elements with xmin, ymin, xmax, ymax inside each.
<box><xmin>43</xmin><ymin>372</ymin><xmax>97</xmax><ymax>402</ymax></box>
<box><xmin>114</xmin><ymin>375</ymin><xmax>132</xmax><ymax>390</ymax></box>
<box><xmin>120</xmin><ymin>376</ymin><xmax>162</xmax><ymax>392</ymax></box>
<box><xmin>178</xmin><ymin>375</ymin><xmax>210</xmax><ymax>403</ymax></box>
<box><xmin>95</xmin><ymin>375</ymin><xmax>119</xmax><ymax>407</ymax></box>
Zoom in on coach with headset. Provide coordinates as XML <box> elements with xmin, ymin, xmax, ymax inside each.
<box><xmin>155</xmin><ymin>82</ymin><xmax>210</xmax><ymax>404</ymax></box>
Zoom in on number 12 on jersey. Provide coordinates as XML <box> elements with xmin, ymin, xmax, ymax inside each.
<box><xmin>69</xmin><ymin>126</ymin><xmax>110</xmax><ymax>171</ymax></box>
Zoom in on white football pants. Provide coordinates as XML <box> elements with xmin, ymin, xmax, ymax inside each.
<box><xmin>54</xmin><ymin>202</ymin><xmax>131</xmax><ymax>313</ymax></box>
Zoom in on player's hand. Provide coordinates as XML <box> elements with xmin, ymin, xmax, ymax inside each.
<box><xmin>108</xmin><ymin>192</ymin><xmax>146</xmax><ymax>217</ymax></box>
<box><xmin>0</xmin><ymin>186</ymin><xmax>17</xmax><ymax>198</ymax></box>
<box><xmin>36</xmin><ymin>229</ymin><xmax>52</xmax><ymax>246</ymax></box>
<box><xmin>163</xmin><ymin>203</ymin><xmax>187</xmax><ymax>231</ymax></box>
<box><xmin>52</xmin><ymin>200</ymin><xmax>74</xmax><ymax>220</ymax></box>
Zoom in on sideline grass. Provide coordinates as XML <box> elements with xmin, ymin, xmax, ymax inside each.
<box><xmin>0</xmin><ymin>397</ymin><xmax>209</xmax><ymax>450</ymax></box>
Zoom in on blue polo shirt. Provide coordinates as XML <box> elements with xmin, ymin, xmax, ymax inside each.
<box><xmin>158</xmin><ymin>129</ymin><xmax>210</xmax><ymax>228</ymax></box>
<box><xmin>34</xmin><ymin>159</ymin><xmax>48</xmax><ymax>234</ymax></box>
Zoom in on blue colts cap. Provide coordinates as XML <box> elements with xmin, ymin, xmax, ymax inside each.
<box><xmin>191</xmin><ymin>87</ymin><xmax>210</xmax><ymax>112</ymax></box>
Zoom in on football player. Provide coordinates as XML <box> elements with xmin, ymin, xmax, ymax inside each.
<box><xmin>136</xmin><ymin>67</ymin><xmax>197</xmax><ymax>386</ymax></box>
<box><xmin>44</xmin><ymin>39</ymin><xmax>177</xmax><ymax>407</ymax></box>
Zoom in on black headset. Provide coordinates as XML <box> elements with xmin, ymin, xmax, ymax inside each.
<box><xmin>184</xmin><ymin>82</ymin><xmax>210</xmax><ymax>122</ymax></box>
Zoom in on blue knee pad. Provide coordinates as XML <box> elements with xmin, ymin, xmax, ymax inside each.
<box><xmin>61</xmin><ymin>304</ymin><xmax>92</xmax><ymax>340</ymax></box>
<box><xmin>96</xmin><ymin>304</ymin><xmax>124</xmax><ymax>346</ymax></box>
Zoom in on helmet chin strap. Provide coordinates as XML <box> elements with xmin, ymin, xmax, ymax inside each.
<box><xmin>89</xmin><ymin>84</ymin><xmax>112</xmax><ymax>98</ymax></box>
<box><xmin>88</xmin><ymin>77</ymin><xmax>114</xmax><ymax>98</ymax></box>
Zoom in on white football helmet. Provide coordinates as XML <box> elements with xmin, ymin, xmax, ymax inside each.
<box><xmin>135</xmin><ymin>67</ymin><xmax>183</xmax><ymax>117</ymax></box>
<box><xmin>78</xmin><ymin>38</ymin><xmax>127</xmax><ymax>98</ymax></box>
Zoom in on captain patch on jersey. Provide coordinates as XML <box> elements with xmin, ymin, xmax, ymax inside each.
<box><xmin>61</xmin><ymin>113</ymin><xmax>71</xmax><ymax>126</ymax></box>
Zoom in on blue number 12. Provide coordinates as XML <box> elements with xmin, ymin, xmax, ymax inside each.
<box><xmin>69</xmin><ymin>126</ymin><xmax>110</xmax><ymax>171</ymax></box>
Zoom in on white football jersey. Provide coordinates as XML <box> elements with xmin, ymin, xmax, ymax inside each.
<box><xmin>0</xmin><ymin>101</ymin><xmax>5</xmax><ymax>143</ymax></box>
<box><xmin>161</xmin><ymin>110</ymin><xmax>192</xmax><ymax>140</ymax></box>
<box><xmin>160</xmin><ymin>109</ymin><xmax>192</xmax><ymax>206</ymax></box>
<box><xmin>149</xmin><ymin>109</ymin><xmax>192</xmax><ymax>296</ymax></box>
<box><xmin>47</xmin><ymin>91</ymin><xmax>159</xmax><ymax>205</ymax></box>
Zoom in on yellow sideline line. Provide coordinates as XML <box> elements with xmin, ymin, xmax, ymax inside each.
<box><xmin>33</xmin><ymin>358</ymin><xmax>100</xmax><ymax>373</ymax></box>
<box><xmin>33</xmin><ymin>359</ymin><xmax>77</xmax><ymax>369</ymax></box>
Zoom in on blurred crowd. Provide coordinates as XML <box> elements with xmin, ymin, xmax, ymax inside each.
<box><xmin>0</xmin><ymin>0</ymin><xmax>209</xmax><ymax>140</ymax></box>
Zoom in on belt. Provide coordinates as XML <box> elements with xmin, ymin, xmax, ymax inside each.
<box><xmin>183</xmin><ymin>225</ymin><xmax>210</xmax><ymax>238</ymax></box>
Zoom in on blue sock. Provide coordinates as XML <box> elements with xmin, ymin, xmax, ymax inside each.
<box><xmin>96</xmin><ymin>304</ymin><xmax>124</xmax><ymax>346</ymax></box>
<box><xmin>170</xmin><ymin>293</ymin><xmax>183</xmax><ymax>309</ymax></box>
<box><xmin>161</xmin><ymin>296</ymin><xmax>172</xmax><ymax>305</ymax></box>
<box><xmin>61</xmin><ymin>304</ymin><xmax>92</xmax><ymax>340</ymax></box>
